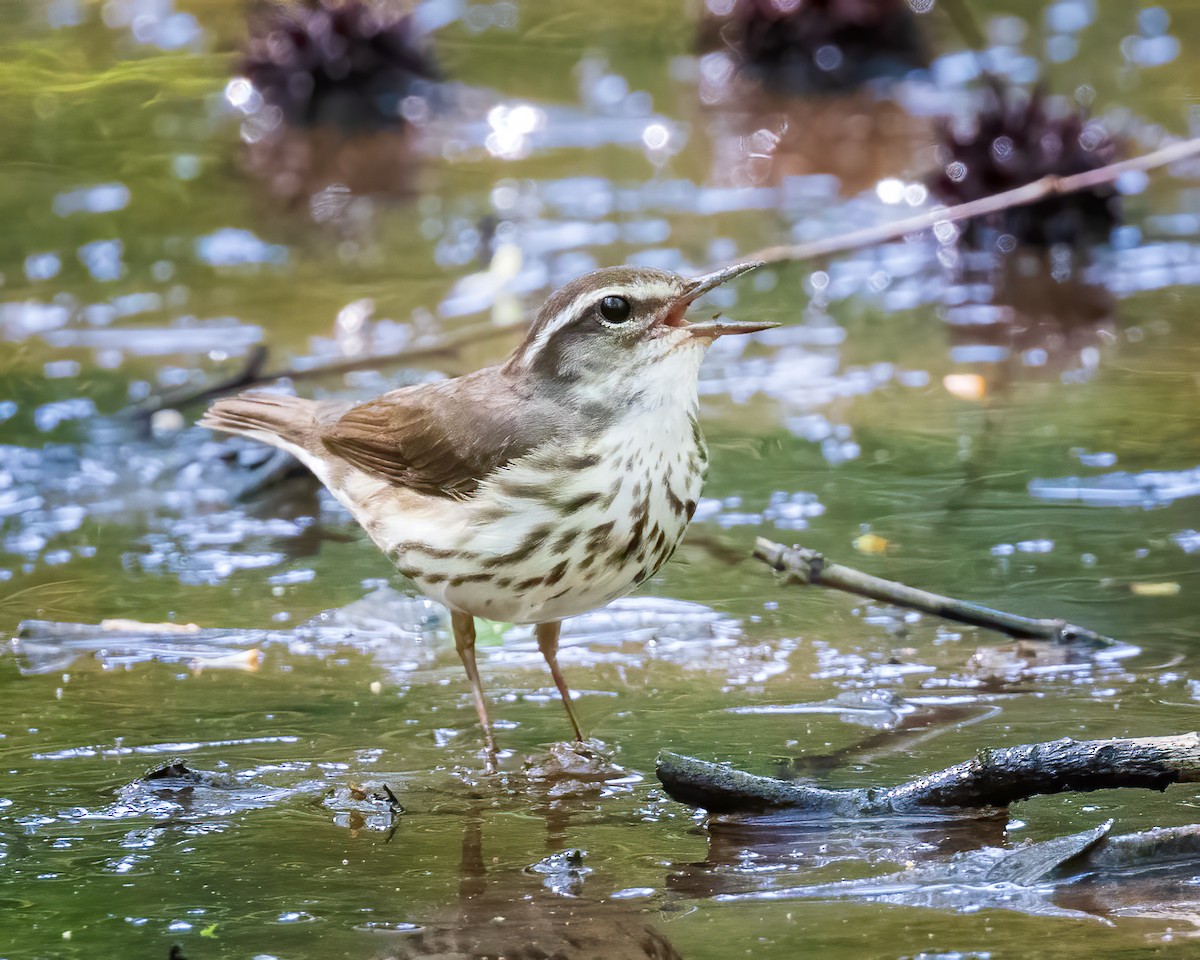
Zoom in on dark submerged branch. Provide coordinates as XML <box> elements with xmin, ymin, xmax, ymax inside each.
<box><xmin>124</xmin><ymin>321</ymin><xmax>514</xmax><ymax>419</ymax></box>
<box><xmin>655</xmin><ymin>753</ymin><xmax>862</xmax><ymax>815</ymax></box>
<box><xmin>752</xmin><ymin>538</ymin><xmax>1112</xmax><ymax>646</ymax></box>
<box><xmin>657</xmin><ymin>733</ymin><xmax>1200</xmax><ymax>814</ymax></box>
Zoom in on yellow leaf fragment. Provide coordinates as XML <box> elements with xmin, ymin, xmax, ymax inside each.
<box><xmin>853</xmin><ymin>533</ymin><xmax>891</xmax><ymax>555</ymax></box>
<box><xmin>1129</xmin><ymin>581</ymin><xmax>1181</xmax><ymax>597</ymax></box>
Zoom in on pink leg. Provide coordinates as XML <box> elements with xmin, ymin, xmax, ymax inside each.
<box><xmin>451</xmin><ymin>611</ymin><xmax>498</xmax><ymax>765</ymax></box>
<box><xmin>535</xmin><ymin>621</ymin><xmax>584</xmax><ymax>742</ymax></box>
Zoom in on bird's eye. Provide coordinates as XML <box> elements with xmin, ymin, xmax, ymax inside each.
<box><xmin>598</xmin><ymin>295</ymin><xmax>632</xmax><ymax>324</ymax></box>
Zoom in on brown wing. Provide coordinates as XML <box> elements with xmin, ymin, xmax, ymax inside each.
<box><xmin>317</xmin><ymin>367</ymin><xmax>557</xmax><ymax>498</ymax></box>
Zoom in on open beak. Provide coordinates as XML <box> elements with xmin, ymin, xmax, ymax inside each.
<box><xmin>667</xmin><ymin>259</ymin><xmax>779</xmax><ymax>338</ymax></box>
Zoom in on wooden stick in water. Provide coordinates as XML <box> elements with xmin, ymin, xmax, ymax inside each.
<box><xmin>753</xmin><ymin>537</ymin><xmax>1112</xmax><ymax>646</ymax></box>
<box><xmin>657</xmin><ymin>733</ymin><xmax>1200</xmax><ymax>814</ymax></box>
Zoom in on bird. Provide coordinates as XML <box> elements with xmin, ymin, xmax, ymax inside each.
<box><xmin>200</xmin><ymin>261</ymin><xmax>774</xmax><ymax>760</ymax></box>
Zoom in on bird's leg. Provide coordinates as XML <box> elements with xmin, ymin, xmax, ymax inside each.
<box><xmin>535</xmin><ymin>621</ymin><xmax>584</xmax><ymax>742</ymax></box>
<box><xmin>450</xmin><ymin>611</ymin><xmax>497</xmax><ymax>763</ymax></box>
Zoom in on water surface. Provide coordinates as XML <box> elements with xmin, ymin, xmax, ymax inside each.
<box><xmin>2</xmin><ymin>1</ymin><xmax>1200</xmax><ymax>957</ymax></box>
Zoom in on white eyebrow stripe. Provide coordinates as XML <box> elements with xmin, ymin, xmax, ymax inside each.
<box><xmin>526</xmin><ymin>279</ymin><xmax>679</xmax><ymax>358</ymax></box>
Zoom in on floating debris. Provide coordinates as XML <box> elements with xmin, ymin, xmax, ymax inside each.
<box><xmin>325</xmin><ymin>780</ymin><xmax>406</xmax><ymax>833</ymax></box>
<box><xmin>523</xmin><ymin>848</ymin><xmax>592</xmax><ymax>898</ymax></box>
<box><xmin>965</xmin><ymin>636</ymin><xmax>1138</xmax><ymax>685</ymax></box>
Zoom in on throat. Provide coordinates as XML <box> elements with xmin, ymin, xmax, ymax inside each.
<box><xmin>595</xmin><ymin>398</ymin><xmax>703</xmax><ymax>467</ymax></box>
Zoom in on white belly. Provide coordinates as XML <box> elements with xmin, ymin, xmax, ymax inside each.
<box><xmin>334</xmin><ymin>407</ymin><xmax>707</xmax><ymax>624</ymax></box>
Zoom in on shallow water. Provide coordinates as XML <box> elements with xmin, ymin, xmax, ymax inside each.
<box><xmin>3</xmin><ymin>1</ymin><xmax>1200</xmax><ymax>957</ymax></box>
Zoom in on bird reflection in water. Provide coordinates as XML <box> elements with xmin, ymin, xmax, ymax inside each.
<box><xmin>378</xmin><ymin>810</ymin><xmax>682</xmax><ymax>960</ymax></box>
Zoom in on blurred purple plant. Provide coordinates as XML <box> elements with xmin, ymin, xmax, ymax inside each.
<box><xmin>930</xmin><ymin>86</ymin><xmax>1122</xmax><ymax>248</ymax></box>
<box><xmin>242</xmin><ymin>0</ymin><xmax>438</xmax><ymax>132</ymax></box>
<box><xmin>697</xmin><ymin>0</ymin><xmax>928</xmax><ymax>94</ymax></box>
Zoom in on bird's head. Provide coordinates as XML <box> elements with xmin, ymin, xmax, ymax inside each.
<box><xmin>505</xmin><ymin>261</ymin><xmax>775</xmax><ymax>406</ymax></box>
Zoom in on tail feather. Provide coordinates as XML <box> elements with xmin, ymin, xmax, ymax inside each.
<box><xmin>199</xmin><ymin>392</ymin><xmax>320</xmax><ymax>455</ymax></box>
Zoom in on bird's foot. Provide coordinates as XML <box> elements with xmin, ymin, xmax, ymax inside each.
<box><xmin>524</xmin><ymin>738</ymin><xmax>623</xmax><ymax>784</ymax></box>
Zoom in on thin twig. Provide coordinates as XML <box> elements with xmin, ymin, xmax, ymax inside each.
<box><xmin>657</xmin><ymin>732</ymin><xmax>1200</xmax><ymax>814</ymax></box>
<box><xmin>741</xmin><ymin>136</ymin><xmax>1200</xmax><ymax>267</ymax></box>
<box><xmin>132</xmin><ymin>138</ymin><xmax>1200</xmax><ymax>418</ymax></box>
<box><xmin>753</xmin><ymin>537</ymin><xmax>1112</xmax><ymax>646</ymax></box>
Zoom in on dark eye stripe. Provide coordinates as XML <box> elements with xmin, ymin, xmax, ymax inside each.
<box><xmin>599</xmin><ymin>295</ymin><xmax>631</xmax><ymax>324</ymax></box>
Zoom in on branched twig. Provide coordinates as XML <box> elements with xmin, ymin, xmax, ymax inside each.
<box><xmin>124</xmin><ymin>344</ymin><xmax>270</xmax><ymax>421</ymax></box>
<box><xmin>740</xmin><ymin>136</ymin><xmax>1200</xmax><ymax>267</ymax></box>
<box><xmin>657</xmin><ymin>733</ymin><xmax>1200</xmax><ymax>814</ymax></box>
<box><xmin>753</xmin><ymin>537</ymin><xmax>1112</xmax><ymax>646</ymax></box>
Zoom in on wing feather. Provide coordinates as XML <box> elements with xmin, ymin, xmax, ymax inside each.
<box><xmin>318</xmin><ymin>368</ymin><xmax>555</xmax><ymax>498</ymax></box>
